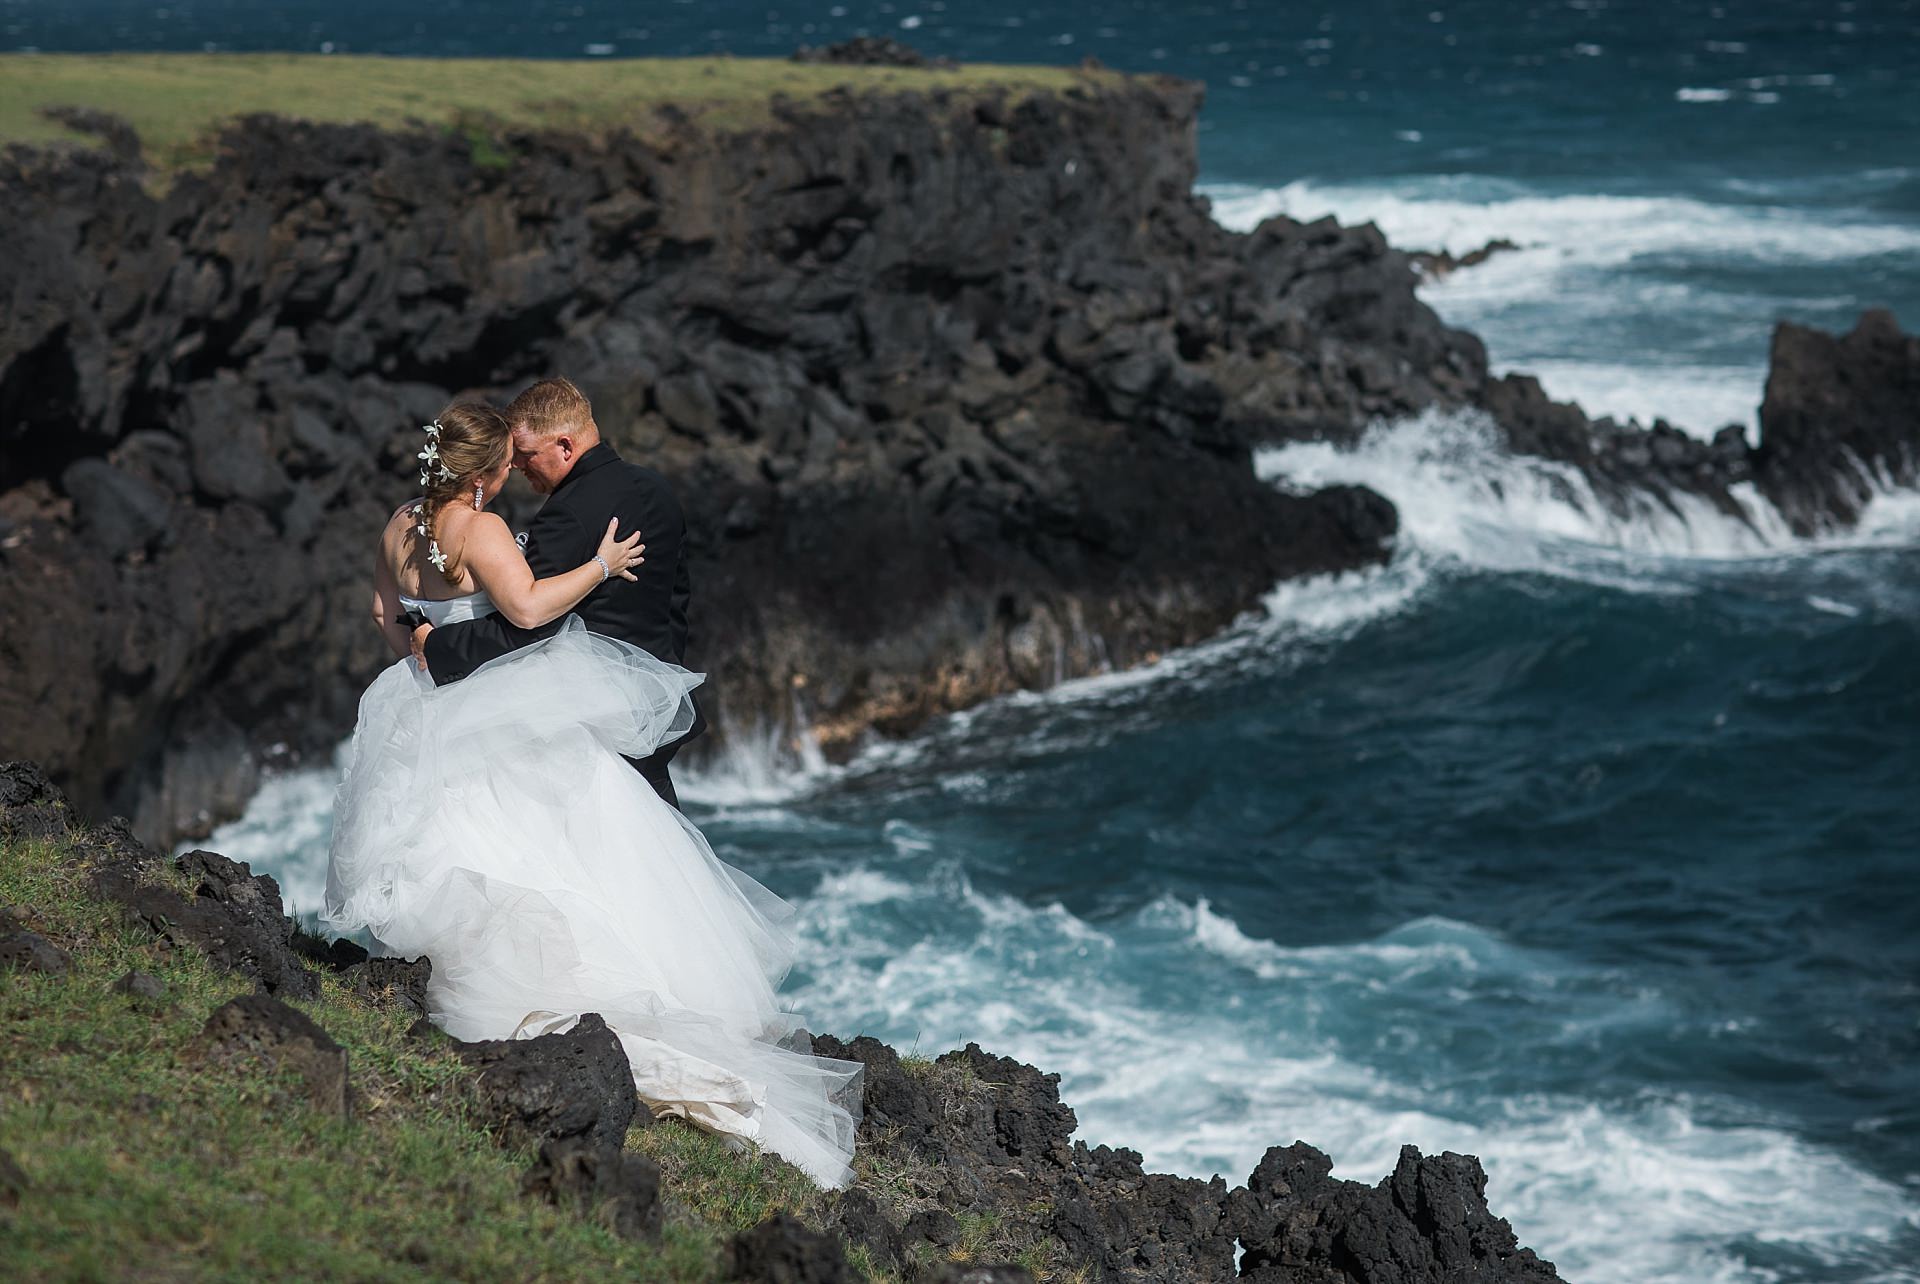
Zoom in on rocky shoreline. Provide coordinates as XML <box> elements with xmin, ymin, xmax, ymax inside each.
<box><xmin>1</xmin><ymin>758</ymin><xmax>1564</xmax><ymax>1282</ymax></box>
<box><xmin>1</xmin><ymin>56</ymin><xmax>1916</xmax><ymax>846</ymax></box>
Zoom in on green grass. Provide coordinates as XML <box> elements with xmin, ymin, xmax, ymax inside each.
<box><xmin>0</xmin><ymin>830</ymin><xmax>824</xmax><ymax>1281</ymax></box>
<box><xmin>0</xmin><ymin>53</ymin><xmax>1115</xmax><ymax>171</ymax></box>
<box><xmin>0</xmin><ymin>829</ymin><xmax>1094</xmax><ymax>1281</ymax></box>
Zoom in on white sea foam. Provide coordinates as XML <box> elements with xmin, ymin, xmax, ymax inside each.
<box><xmin>1201</xmin><ymin>177</ymin><xmax>1920</xmax><ymax>433</ymax></box>
<box><xmin>1204</xmin><ymin>179</ymin><xmax>1920</xmax><ymax>268</ymax></box>
<box><xmin>184</xmin><ymin>749</ymin><xmax>347</xmax><ymax>920</ymax></box>
<box><xmin>782</xmin><ymin>871</ymin><xmax>1920</xmax><ymax>1284</ymax></box>
<box><xmin>1257</xmin><ymin>407</ymin><xmax>1920</xmax><ymax>582</ymax></box>
<box><xmin>678</xmin><ymin>717</ymin><xmax>830</xmax><ymax>808</ymax></box>
<box><xmin>1508</xmin><ymin>357</ymin><xmax>1762</xmax><ymax>436</ymax></box>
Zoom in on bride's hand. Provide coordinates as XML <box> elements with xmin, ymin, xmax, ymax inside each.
<box><xmin>595</xmin><ymin>518</ymin><xmax>645</xmax><ymax>581</ymax></box>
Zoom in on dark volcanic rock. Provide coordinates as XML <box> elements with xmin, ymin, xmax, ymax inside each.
<box><xmin>0</xmin><ymin>761</ymin><xmax>74</xmax><ymax>843</ymax></box>
<box><xmin>728</xmin><ymin>1210</ymin><xmax>858</xmax><ymax>1284</ymax></box>
<box><xmin>813</xmin><ymin>1034</ymin><xmax>1560</xmax><ymax>1284</ymax></box>
<box><xmin>522</xmin><ymin>1135</ymin><xmax>664</xmax><ymax>1241</ymax></box>
<box><xmin>450</xmin><ymin>1013</ymin><xmax>640</xmax><ymax>1149</ymax></box>
<box><xmin>343</xmin><ymin>955</ymin><xmax>432</xmax><ymax>1017</ymax></box>
<box><xmin>792</xmin><ymin>37</ymin><xmax>955</xmax><ymax>68</ymax></box>
<box><xmin>830</xmin><ymin>1186</ymin><xmax>907</xmax><ymax>1269</ymax></box>
<box><xmin>9</xmin><ymin>75</ymin><xmax>1895</xmax><ymax>854</ymax></box>
<box><xmin>113</xmin><ymin>969</ymin><xmax>166</xmax><ymax>999</ymax></box>
<box><xmin>0</xmin><ymin>929</ymin><xmax>71</xmax><ymax>975</ymax></box>
<box><xmin>1755</xmin><ymin>308</ymin><xmax>1920</xmax><ymax>533</ymax></box>
<box><xmin>0</xmin><ymin>78</ymin><xmax>1427</xmax><ymax>846</ymax></box>
<box><xmin>1230</xmin><ymin>1141</ymin><xmax>1559</xmax><ymax>1284</ymax></box>
<box><xmin>191</xmin><ymin>991</ymin><xmax>350</xmax><ymax>1118</ymax></box>
<box><xmin>1408</xmin><ymin>237</ymin><xmax>1518</xmax><ymax>280</ymax></box>
<box><xmin>291</xmin><ymin>926</ymin><xmax>431</xmax><ymax>1015</ymax></box>
<box><xmin>92</xmin><ymin>847</ymin><xmax>318</xmax><ymax>999</ymax></box>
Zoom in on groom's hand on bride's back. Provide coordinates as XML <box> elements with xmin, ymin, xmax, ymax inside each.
<box><xmin>410</xmin><ymin>622</ymin><xmax>433</xmax><ymax>671</ymax></box>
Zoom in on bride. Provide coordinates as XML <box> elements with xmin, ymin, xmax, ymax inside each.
<box><xmin>323</xmin><ymin>400</ymin><xmax>861</xmax><ymax>1189</ymax></box>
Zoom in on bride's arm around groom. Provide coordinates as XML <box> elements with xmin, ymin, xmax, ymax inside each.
<box><xmin>418</xmin><ymin>378</ymin><xmax>703</xmax><ymax>804</ymax></box>
<box><xmin>421</xmin><ymin>377</ymin><xmax>694</xmax><ymax>684</ymax></box>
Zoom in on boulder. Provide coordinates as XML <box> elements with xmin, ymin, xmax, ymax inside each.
<box><xmin>1756</xmin><ymin>308</ymin><xmax>1920</xmax><ymax>532</ymax></box>
<box><xmin>191</xmin><ymin>992</ymin><xmax>350</xmax><ymax>1119</ymax></box>
<box><xmin>93</xmin><ymin>848</ymin><xmax>318</xmax><ymax>999</ymax></box>
<box><xmin>727</xmin><ymin>1211</ymin><xmax>858</xmax><ymax>1284</ymax></box>
<box><xmin>0</xmin><ymin>761</ymin><xmax>74</xmax><ymax>843</ymax></box>
<box><xmin>112</xmin><ymin>970</ymin><xmax>166</xmax><ymax>999</ymax></box>
<box><xmin>450</xmin><ymin>1013</ymin><xmax>640</xmax><ymax>1149</ymax></box>
<box><xmin>521</xmin><ymin>1135</ymin><xmax>663</xmax><ymax>1241</ymax></box>
<box><xmin>0</xmin><ymin>930</ymin><xmax>70</xmax><ymax>975</ymax></box>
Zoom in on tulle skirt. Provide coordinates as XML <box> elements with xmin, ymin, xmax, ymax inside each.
<box><xmin>322</xmin><ymin>620</ymin><xmax>861</xmax><ymax>1188</ymax></box>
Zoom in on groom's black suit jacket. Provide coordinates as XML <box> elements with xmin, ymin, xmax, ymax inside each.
<box><xmin>421</xmin><ymin>442</ymin><xmax>704</xmax><ymax>805</ymax></box>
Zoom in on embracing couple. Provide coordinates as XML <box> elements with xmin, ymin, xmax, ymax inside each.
<box><xmin>323</xmin><ymin>377</ymin><xmax>860</xmax><ymax>1189</ymax></box>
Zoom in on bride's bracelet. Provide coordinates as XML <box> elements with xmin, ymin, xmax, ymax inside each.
<box><xmin>593</xmin><ymin>554</ymin><xmax>611</xmax><ymax>581</ymax></box>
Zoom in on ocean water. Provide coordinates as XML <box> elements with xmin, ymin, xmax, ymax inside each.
<box><xmin>35</xmin><ymin>2</ymin><xmax>1916</xmax><ymax>1280</ymax></box>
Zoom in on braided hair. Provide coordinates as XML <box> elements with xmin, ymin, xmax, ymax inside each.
<box><xmin>411</xmin><ymin>401</ymin><xmax>510</xmax><ymax>584</ymax></box>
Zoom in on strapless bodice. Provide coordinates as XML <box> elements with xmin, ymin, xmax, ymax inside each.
<box><xmin>400</xmin><ymin>591</ymin><xmax>497</xmax><ymax>627</ymax></box>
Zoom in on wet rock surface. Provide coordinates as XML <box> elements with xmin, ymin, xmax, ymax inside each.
<box><xmin>1755</xmin><ymin>307</ymin><xmax>1920</xmax><ymax>533</ymax></box>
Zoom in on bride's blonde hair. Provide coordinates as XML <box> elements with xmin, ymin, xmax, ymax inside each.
<box><xmin>414</xmin><ymin>401</ymin><xmax>509</xmax><ymax>583</ymax></box>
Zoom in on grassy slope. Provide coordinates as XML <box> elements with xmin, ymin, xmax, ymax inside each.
<box><xmin>0</xmin><ymin>830</ymin><xmax>1077</xmax><ymax>1281</ymax></box>
<box><xmin>0</xmin><ymin>53</ymin><xmax>1108</xmax><ymax>170</ymax></box>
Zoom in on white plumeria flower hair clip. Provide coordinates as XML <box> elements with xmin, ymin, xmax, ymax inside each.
<box><xmin>423</xmin><ymin>419</ymin><xmax>443</xmax><ymax>439</ymax></box>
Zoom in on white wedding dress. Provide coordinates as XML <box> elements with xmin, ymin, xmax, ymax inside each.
<box><xmin>323</xmin><ymin>592</ymin><xmax>861</xmax><ymax>1188</ymax></box>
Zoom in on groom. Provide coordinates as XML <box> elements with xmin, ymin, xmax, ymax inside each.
<box><xmin>413</xmin><ymin>376</ymin><xmax>704</xmax><ymax>806</ymax></box>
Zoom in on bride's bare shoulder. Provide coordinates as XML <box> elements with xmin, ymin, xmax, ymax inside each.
<box><xmin>443</xmin><ymin>508</ymin><xmax>512</xmax><ymax>540</ymax></box>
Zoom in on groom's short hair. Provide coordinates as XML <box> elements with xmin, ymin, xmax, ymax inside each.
<box><xmin>507</xmin><ymin>377</ymin><xmax>595</xmax><ymax>440</ymax></box>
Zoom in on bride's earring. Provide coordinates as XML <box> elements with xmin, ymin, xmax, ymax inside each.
<box><xmin>473</xmin><ymin>483</ymin><xmax>484</xmax><ymax>511</ymax></box>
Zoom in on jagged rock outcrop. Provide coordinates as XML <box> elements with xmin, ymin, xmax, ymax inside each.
<box><xmin>0</xmin><ymin>71</ymin><xmax>1433</xmax><ymax>843</ymax></box>
<box><xmin>447</xmin><ymin>1014</ymin><xmax>644</xmax><ymax>1150</ymax></box>
<box><xmin>3</xmin><ymin>759</ymin><xmax>1564</xmax><ymax>1282</ymax></box>
<box><xmin>812</xmin><ymin>1034</ymin><xmax>1561</xmax><ymax>1284</ymax></box>
<box><xmin>90</xmin><ymin>844</ymin><xmax>320</xmax><ymax>998</ymax></box>
<box><xmin>1466</xmin><ymin>308</ymin><xmax>1920</xmax><ymax>535</ymax></box>
<box><xmin>2</xmin><ymin>62</ymin><xmax>1905</xmax><ymax>852</ymax></box>
<box><xmin>1754</xmin><ymin>307</ymin><xmax>1920</xmax><ymax>533</ymax></box>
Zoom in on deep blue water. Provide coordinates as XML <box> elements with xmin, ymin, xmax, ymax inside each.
<box><xmin>54</xmin><ymin>1</ymin><xmax>1917</xmax><ymax>1279</ymax></box>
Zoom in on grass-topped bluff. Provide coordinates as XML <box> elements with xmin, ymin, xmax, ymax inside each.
<box><xmin>0</xmin><ymin>52</ymin><xmax>1116</xmax><ymax>172</ymax></box>
<box><xmin>0</xmin><ymin>759</ymin><xmax>1563</xmax><ymax>1284</ymax></box>
<box><xmin>0</xmin><ymin>763</ymin><xmax>1087</xmax><ymax>1282</ymax></box>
